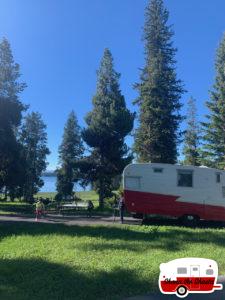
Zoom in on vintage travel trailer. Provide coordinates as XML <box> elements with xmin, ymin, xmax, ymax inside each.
<box><xmin>159</xmin><ymin>258</ymin><xmax>223</xmax><ymax>298</ymax></box>
<box><xmin>123</xmin><ymin>163</ymin><xmax>225</xmax><ymax>223</ymax></box>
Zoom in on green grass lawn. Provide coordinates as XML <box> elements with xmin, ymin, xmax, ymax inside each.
<box><xmin>35</xmin><ymin>191</ymin><xmax>99</xmax><ymax>203</ymax></box>
<box><xmin>0</xmin><ymin>221</ymin><xmax>225</xmax><ymax>300</ymax></box>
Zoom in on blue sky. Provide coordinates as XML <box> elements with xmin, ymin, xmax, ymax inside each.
<box><xmin>0</xmin><ymin>0</ymin><xmax>224</xmax><ymax>169</ymax></box>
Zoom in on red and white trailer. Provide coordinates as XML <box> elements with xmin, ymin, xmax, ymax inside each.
<box><xmin>123</xmin><ymin>163</ymin><xmax>225</xmax><ymax>223</ymax></box>
<box><xmin>159</xmin><ymin>258</ymin><xmax>223</xmax><ymax>298</ymax></box>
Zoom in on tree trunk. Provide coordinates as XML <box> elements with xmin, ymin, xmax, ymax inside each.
<box><xmin>10</xmin><ymin>194</ymin><xmax>15</xmax><ymax>202</ymax></box>
<box><xmin>98</xmin><ymin>180</ymin><xmax>104</xmax><ymax>210</ymax></box>
<box><xmin>4</xmin><ymin>188</ymin><xmax>7</xmax><ymax>201</ymax></box>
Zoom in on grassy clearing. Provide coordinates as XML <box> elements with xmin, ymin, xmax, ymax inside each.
<box><xmin>35</xmin><ymin>191</ymin><xmax>99</xmax><ymax>203</ymax></box>
<box><xmin>0</xmin><ymin>191</ymin><xmax>113</xmax><ymax>216</ymax></box>
<box><xmin>0</xmin><ymin>221</ymin><xmax>225</xmax><ymax>299</ymax></box>
<box><xmin>36</xmin><ymin>191</ymin><xmax>104</xmax><ymax>210</ymax></box>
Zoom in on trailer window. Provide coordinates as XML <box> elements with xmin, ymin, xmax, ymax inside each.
<box><xmin>177</xmin><ymin>170</ymin><xmax>193</xmax><ymax>187</ymax></box>
<box><xmin>125</xmin><ymin>177</ymin><xmax>141</xmax><ymax>189</ymax></box>
<box><xmin>206</xmin><ymin>269</ymin><xmax>214</xmax><ymax>275</ymax></box>
<box><xmin>153</xmin><ymin>168</ymin><xmax>163</xmax><ymax>173</ymax></box>
<box><xmin>177</xmin><ymin>267</ymin><xmax>187</xmax><ymax>274</ymax></box>
<box><xmin>216</xmin><ymin>173</ymin><xmax>221</xmax><ymax>183</ymax></box>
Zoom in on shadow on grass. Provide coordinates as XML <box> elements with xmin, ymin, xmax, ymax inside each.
<box><xmin>142</xmin><ymin>217</ymin><xmax>225</xmax><ymax>229</ymax></box>
<box><xmin>1</xmin><ymin>220</ymin><xmax>225</xmax><ymax>252</ymax></box>
<box><xmin>76</xmin><ymin>239</ymin><xmax>180</xmax><ymax>252</ymax></box>
<box><xmin>0</xmin><ymin>203</ymin><xmax>33</xmax><ymax>214</ymax></box>
<box><xmin>0</xmin><ymin>258</ymin><xmax>151</xmax><ymax>300</ymax></box>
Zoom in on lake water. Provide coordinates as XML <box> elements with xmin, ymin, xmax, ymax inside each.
<box><xmin>40</xmin><ymin>176</ymin><xmax>89</xmax><ymax>193</ymax></box>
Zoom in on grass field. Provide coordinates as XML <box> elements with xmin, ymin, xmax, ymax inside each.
<box><xmin>0</xmin><ymin>221</ymin><xmax>225</xmax><ymax>299</ymax></box>
<box><xmin>35</xmin><ymin>191</ymin><xmax>99</xmax><ymax>202</ymax></box>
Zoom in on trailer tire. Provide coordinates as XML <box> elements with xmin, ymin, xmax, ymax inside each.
<box><xmin>176</xmin><ymin>285</ymin><xmax>188</xmax><ymax>297</ymax></box>
<box><xmin>181</xmin><ymin>215</ymin><xmax>199</xmax><ymax>227</ymax></box>
<box><xmin>132</xmin><ymin>213</ymin><xmax>143</xmax><ymax>219</ymax></box>
<box><xmin>141</xmin><ymin>214</ymin><xmax>148</xmax><ymax>225</ymax></box>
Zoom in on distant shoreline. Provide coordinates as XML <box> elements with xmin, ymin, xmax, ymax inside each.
<box><xmin>40</xmin><ymin>175</ymin><xmax>90</xmax><ymax>193</ymax></box>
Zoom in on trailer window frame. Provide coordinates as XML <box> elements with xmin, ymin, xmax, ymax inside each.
<box><xmin>177</xmin><ymin>169</ymin><xmax>193</xmax><ymax>188</ymax></box>
<box><xmin>206</xmin><ymin>269</ymin><xmax>214</xmax><ymax>275</ymax></box>
<box><xmin>177</xmin><ymin>267</ymin><xmax>187</xmax><ymax>275</ymax></box>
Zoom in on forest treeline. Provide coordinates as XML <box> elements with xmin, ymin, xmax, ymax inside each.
<box><xmin>0</xmin><ymin>0</ymin><xmax>225</xmax><ymax>207</ymax></box>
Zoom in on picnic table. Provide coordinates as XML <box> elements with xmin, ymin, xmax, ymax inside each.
<box><xmin>59</xmin><ymin>202</ymin><xmax>88</xmax><ymax>215</ymax></box>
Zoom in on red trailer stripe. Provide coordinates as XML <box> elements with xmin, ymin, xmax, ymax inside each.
<box><xmin>124</xmin><ymin>190</ymin><xmax>225</xmax><ymax>221</ymax></box>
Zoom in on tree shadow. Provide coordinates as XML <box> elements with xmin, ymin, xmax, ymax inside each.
<box><xmin>0</xmin><ymin>258</ymin><xmax>151</xmax><ymax>300</ymax></box>
<box><xmin>0</xmin><ymin>203</ymin><xmax>33</xmax><ymax>214</ymax></box>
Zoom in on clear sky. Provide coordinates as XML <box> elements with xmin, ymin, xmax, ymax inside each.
<box><xmin>0</xmin><ymin>0</ymin><xmax>224</xmax><ymax>169</ymax></box>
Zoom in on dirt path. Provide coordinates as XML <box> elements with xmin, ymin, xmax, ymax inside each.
<box><xmin>0</xmin><ymin>213</ymin><xmax>142</xmax><ymax>226</ymax></box>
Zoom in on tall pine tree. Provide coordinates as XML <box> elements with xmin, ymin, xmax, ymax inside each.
<box><xmin>183</xmin><ymin>97</ymin><xmax>200</xmax><ymax>166</ymax></box>
<box><xmin>0</xmin><ymin>38</ymin><xmax>27</xmax><ymax>196</ymax></box>
<box><xmin>134</xmin><ymin>0</ymin><xmax>184</xmax><ymax>163</ymax></box>
<box><xmin>202</xmin><ymin>34</ymin><xmax>225</xmax><ymax>169</ymax></box>
<box><xmin>20</xmin><ymin>112</ymin><xmax>50</xmax><ymax>201</ymax></box>
<box><xmin>81</xmin><ymin>49</ymin><xmax>135</xmax><ymax>208</ymax></box>
<box><xmin>56</xmin><ymin>111</ymin><xmax>84</xmax><ymax>200</ymax></box>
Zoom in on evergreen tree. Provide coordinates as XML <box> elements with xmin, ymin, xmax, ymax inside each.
<box><xmin>183</xmin><ymin>97</ymin><xmax>200</xmax><ymax>166</ymax></box>
<box><xmin>20</xmin><ymin>112</ymin><xmax>50</xmax><ymax>201</ymax></box>
<box><xmin>0</xmin><ymin>38</ymin><xmax>27</xmax><ymax>196</ymax></box>
<box><xmin>81</xmin><ymin>49</ymin><xmax>135</xmax><ymax>208</ymax></box>
<box><xmin>5</xmin><ymin>144</ymin><xmax>27</xmax><ymax>201</ymax></box>
<box><xmin>0</xmin><ymin>38</ymin><xmax>26</xmax><ymax>108</ymax></box>
<box><xmin>56</xmin><ymin>111</ymin><xmax>84</xmax><ymax>200</ymax></box>
<box><xmin>134</xmin><ymin>0</ymin><xmax>184</xmax><ymax>163</ymax></box>
<box><xmin>202</xmin><ymin>34</ymin><xmax>225</xmax><ymax>169</ymax></box>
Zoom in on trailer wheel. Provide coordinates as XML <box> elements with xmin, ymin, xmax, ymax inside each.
<box><xmin>132</xmin><ymin>213</ymin><xmax>143</xmax><ymax>219</ymax></box>
<box><xmin>181</xmin><ymin>215</ymin><xmax>199</xmax><ymax>227</ymax></box>
<box><xmin>141</xmin><ymin>214</ymin><xmax>147</xmax><ymax>225</ymax></box>
<box><xmin>176</xmin><ymin>285</ymin><xmax>188</xmax><ymax>298</ymax></box>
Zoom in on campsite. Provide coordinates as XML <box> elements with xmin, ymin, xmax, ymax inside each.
<box><xmin>1</xmin><ymin>202</ymin><xmax>225</xmax><ymax>299</ymax></box>
<box><xmin>1</xmin><ymin>189</ymin><xmax>225</xmax><ymax>299</ymax></box>
<box><xmin>1</xmin><ymin>0</ymin><xmax>225</xmax><ymax>299</ymax></box>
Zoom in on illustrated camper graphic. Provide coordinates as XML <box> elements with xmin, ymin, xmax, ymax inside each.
<box><xmin>159</xmin><ymin>258</ymin><xmax>223</xmax><ymax>298</ymax></box>
<box><xmin>123</xmin><ymin>163</ymin><xmax>225</xmax><ymax>224</ymax></box>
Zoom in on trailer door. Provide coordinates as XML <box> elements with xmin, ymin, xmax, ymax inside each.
<box><xmin>190</xmin><ymin>265</ymin><xmax>200</xmax><ymax>289</ymax></box>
